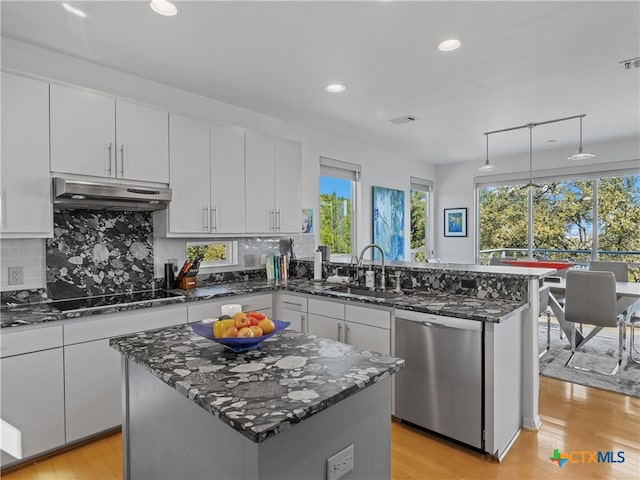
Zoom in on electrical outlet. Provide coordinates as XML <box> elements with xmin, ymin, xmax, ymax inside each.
<box><xmin>326</xmin><ymin>444</ymin><xmax>354</xmax><ymax>480</ymax></box>
<box><xmin>8</xmin><ymin>266</ymin><xmax>24</xmax><ymax>285</ymax></box>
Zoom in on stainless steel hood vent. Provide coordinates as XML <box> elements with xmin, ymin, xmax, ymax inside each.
<box><xmin>53</xmin><ymin>177</ymin><xmax>171</xmax><ymax>211</ymax></box>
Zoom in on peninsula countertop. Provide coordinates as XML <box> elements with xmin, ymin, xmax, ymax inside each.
<box><xmin>110</xmin><ymin>325</ymin><xmax>404</xmax><ymax>443</ymax></box>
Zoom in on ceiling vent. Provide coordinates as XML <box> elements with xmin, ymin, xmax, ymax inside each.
<box><xmin>620</xmin><ymin>57</ymin><xmax>640</xmax><ymax>70</ymax></box>
<box><xmin>390</xmin><ymin>115</ymin><xmax>418</xmax><ymax>125</ymax></box>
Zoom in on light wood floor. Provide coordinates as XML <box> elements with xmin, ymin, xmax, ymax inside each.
<box><xmin>3</xmin><ymin>376</ymin><xmax>639</xmax><ymax>480</ymax></box>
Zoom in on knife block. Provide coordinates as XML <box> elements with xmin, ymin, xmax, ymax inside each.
<box><xmin>179</xmin><ymin>276</ymin><xmax>197</xmax><ymax>289</ymax></box>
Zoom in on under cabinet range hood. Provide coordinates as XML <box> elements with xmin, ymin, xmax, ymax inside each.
<box><xmin>52</xmin><ymin>177</ymin><xmax>172</xmax><ymax>211</ymax></box>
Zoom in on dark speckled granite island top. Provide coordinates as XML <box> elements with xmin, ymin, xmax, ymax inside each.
<box><xmin>110</xmin><ymin>325</ymin><xmax>404</xmax><ymax>443</ymax></box>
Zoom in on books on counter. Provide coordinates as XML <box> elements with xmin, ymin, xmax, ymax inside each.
<box><xmin>265</xmin><ymin>255</ymin><xmax>289</xmax><ymax>281</ymax></box>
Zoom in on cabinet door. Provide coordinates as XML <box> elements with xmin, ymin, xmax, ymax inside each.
<box><xmin>210</xmin><ymin>124</ymin><xmax>245</xmax><ymax>233</ymax></box>
<box><xmin>64</xmin><ymin>339</ymin><xmax>121</xmax><ymax>442</ymax></box>
<box><xmin>0</xmin><ymin>73</ymin><xmax>52</xmax><ymax>236</ymax></box>
<box><xmin>281</xmin><ymin>308</ymin><xmax>305</xmax><ymax>332</ymax></box>
<box><xmin>0</xmin><ymin>349</ymin><xmax>65</xmax><ymax>467</ymax></box>
<box><xmin>307</xmin><ymin>313</ymin><xmax>342</xmax><ymax>342</ymax></box>
<box><xmin>245</xmin><ymin>132</ymin><xmax>275</xmax><ymax>232</ymax></box>
<box><xmin>115</xmin><ymin>100</ymin><xmax>169</xmax><ymax>183</ymax></box>
<box><xmin>50</xmin><ymin>83</ymin><xmax>115</xmax><ymax>178</ymax></box>
<box><xmin>346</xmin><ymin>322</ymin><xmax>390</xmax><ymax>355</ymax></box>
<box><xmin>274</xmin><ymin>139</ymin><xmax>302</xmax><ymax>233</ymax></box>
<box><xmin>168</xmin><ymin>114</ymin><xmax>211</xmax><ymax>234</ymax></box>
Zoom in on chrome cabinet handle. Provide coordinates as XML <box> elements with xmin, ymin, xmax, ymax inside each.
<box><xmin>107</xmin><ymin>142</ymin><xmax>113</xmax><ymax>175</ymax></box>
<box><xmin>119</xmin><ymin>145</ymin><xmax>125</xmax><ymax>176</ymax></box>
<box><xmin>345</xmin><ymin>325</ymin><xmax>351</xmax><ymax>344</ymax></box>
<box><xmin>276</xmin><ymin>209</ymin><xmax>281</xmax><ymax>231</ymax></box>
<box><xmin>269</xmin><ymin>209</ymin><xmax>275</xmax><ymax>231</ymax></box>
<box><xmin>301</xmin><ymin>314</ymin><xmax>306</xmax><ymax>333</ymax></box>
<box><xmin>211</xmin><ymin>206</ymin><xmax>217</xmax><ymax>231</ymax></box>
<box><xmin>421</xmin><ymin>321</ymin><xmax>446</xmax><ymax>329</ymax></box>
<box><xmin>283</xmin><ymin>301</ymin><xmax>303</xmax><ymax>307</ymax></box>
<box><xmin>202</xmin><ymin>206</ymin><xmax>209</xmax><ymax>231</ymax></box>
<box><xmin>337</xmin><ymin>323</ymin><xmax>343</xmax><ymax>342</ymax></box>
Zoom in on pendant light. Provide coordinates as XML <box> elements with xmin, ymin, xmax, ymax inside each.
<box><xmin>567</xmin><ymin>116</ymin><xmax>595</xmax><ymax>160</ymax></box>
<box><xmin>477</xmin><ymin>134</ymin><xmax>498</xmax><ymax>171</ymax></box>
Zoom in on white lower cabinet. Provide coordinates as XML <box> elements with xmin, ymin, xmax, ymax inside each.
<box><xmin>64</xmin><ymin>339</ymin><xmax>122</xmax><ymax>442</ymax></box>
<box><xmin>0</xmin><ymin>347</ymin><xmax>65</xmax><ymax>467</ymax></box>
<box><xmin>304</xmin><ymin>297</ymin><xmax>392</xmax><ymax>355</ymax></box>
<box><xmin>62</xmin><ymin>305</ymin><xmax>187</xmax><ymax>444</ymax></box>
<box><xmin>280</xmin><ymin>293</ymin><xmax>308</xmax><ymax>332</ymax></box>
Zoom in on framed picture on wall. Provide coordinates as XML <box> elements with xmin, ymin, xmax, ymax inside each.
<box><xmin>444</xmin><ymin>208</ymin><xmax>467</xmax><ymax>237</ymax></box>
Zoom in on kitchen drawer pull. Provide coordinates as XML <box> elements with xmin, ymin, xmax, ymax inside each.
<box><xmin>202</xmin><ymin>206</ymin><xmax>209</xmax><ymax>231</ymax></box>
<box><xmin>283</xmin><ymin>301</ymin><xmax>303</xmax><ymax>307</ymax></box>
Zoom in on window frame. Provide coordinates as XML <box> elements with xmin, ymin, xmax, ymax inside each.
<box><xmin>410</xmin><ymin>177</ymin><xmax>434</xmax><ymax>262</ymax></box>
<box><xmin>185</xmin><ymin>239</ymin><xmax>239</xmax><ymax>269</ymax></box>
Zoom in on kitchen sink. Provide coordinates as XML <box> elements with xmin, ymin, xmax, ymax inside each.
<box><xmin>325</xmin><ymin>285</ymin><xmax>404</xmax><ymax>300</ymax></box>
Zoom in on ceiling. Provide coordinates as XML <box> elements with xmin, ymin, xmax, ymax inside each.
<box><xmin>2</xmin><ymin>1</ymin><xmax>639</xmax><ymax>165</ymax></box>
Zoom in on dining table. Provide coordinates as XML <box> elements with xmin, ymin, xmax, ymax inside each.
<box><xmin>543</xmin><ymin>275</ymin><xmax>640</xmax><ymax>348</ymax></box>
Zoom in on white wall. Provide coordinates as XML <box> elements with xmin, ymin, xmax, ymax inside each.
<box><xmin>1</xmin><ymin>38</ymin><xmax>436</xmax><ymax>262</ymax></box>
<box><xmin>435</xmin><ymin>138</ymin><xmax>640</xmax><ymax>263</ymax></box>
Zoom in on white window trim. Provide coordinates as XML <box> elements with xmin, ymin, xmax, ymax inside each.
<box><xmin>186</xmin><ymin>240</ymin><xmax>239</xmax><ymax>270</ymax></box>
<box><xmin>410</xmin><ymin>177</ymin><xmax>434</xmax><ymax>261</ymax></box>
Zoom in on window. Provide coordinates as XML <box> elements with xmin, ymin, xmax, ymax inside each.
<box><xmin>477</xmin><ymin>169</ymin><xmax>640</xmax><ymax>280</ymax></box>
<box><xmin>186</xmin><ymin>240</ymin><xmax>238</xmax><ymax>268</ymax></box>
<box><xmin>319</xmin><ymin>157</ymin><xmax>360</xmax><ymax>260</ymax></box>
<box><xmin>410</xmin><ymin>177</ymin><xmax>433</xmax><ymax>262</ymax></box>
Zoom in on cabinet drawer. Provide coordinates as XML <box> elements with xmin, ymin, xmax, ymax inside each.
<box><xmin>346</xmin><ymin>304</ymin><xmax>391</xmax><ymax>330</ymax></box>
<box><xmin>63</xmin><ymin>305</ymin><xmax>187</xmax><ymax>345</ymax></box>
<box><xmin>281</xmin><ymin>294</ymin><xmax>307</xmax><ymax>312</ymax></box>
<box><xmin>1</xmin><ymin>325</ymin><xmax>63</xmax><ymax>358</ymax></box>
<box><xmin>308</xmin><ymin>298</ymin><xmax>345</xmax><ymax>319</ymax></box>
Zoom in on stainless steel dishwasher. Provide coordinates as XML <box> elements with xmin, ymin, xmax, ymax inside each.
<box><xmin>394</xmin><ymin>309</ymin><xmax>483</xmax><ymax>449</ymax></box>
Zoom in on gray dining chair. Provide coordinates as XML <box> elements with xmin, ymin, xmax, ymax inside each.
<box><xmin>589</xmin><ymin>260</ymin><xmax>628</xmax><ymax>282</ymax></box>
<box><xmin>564</xmin><ymin>270</ymin><xmax>625</xmax><ymax>375</ymax></box>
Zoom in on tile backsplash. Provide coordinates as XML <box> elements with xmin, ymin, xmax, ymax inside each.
<box><xmin>0</xmin><ymin>238</ymin><xmax>46</xmax><ymax>291</ymax></box>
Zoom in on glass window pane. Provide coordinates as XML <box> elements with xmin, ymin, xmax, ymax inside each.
<box><xmin>478</xmin><ymin>184</ymin><xmax>528</xmax><ymax>262</ymax></box>
<box><xmin>319</xmin><ymin>175</ymin><xmax>353</xmax><ymax>258</ymax></box>
<box><xmin>410</xmin><ymin>188</ymin><xmax>427</xmax><ymax>262</ymax></box>
<box><xmin>533</xmin><ymin>180</ymin><xmax>593</xmax><ymax>263</ymax></box>
<box><xmin>597</xmin><ymin>174</ymin><xmax>640</xmax><ymax>281</ymax></box>
<box><xmin>186</xmin><ymin>241</ymin><xmax>236</xmax><ymax>267</ymax></box>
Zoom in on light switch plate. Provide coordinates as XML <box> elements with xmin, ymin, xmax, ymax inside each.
<box><xmin>8</xmin><ymin>266</ymin><xmax>24</xmax><ymax>285</ymax></box>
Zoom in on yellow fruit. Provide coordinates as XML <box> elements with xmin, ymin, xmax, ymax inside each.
<box><xmin>237</xmin><ymin>327</ymin><xmax>254</xmax><ymax>338</ymax></box>
<box><xmin>258</xmin><ymin>318</ymin><xmax>275</xmax><ymax>334</ymax></box>
<box><xmin>213</xmin><ymin>319</ymin><xmax>236</xmax><ymax>338</ymax></box>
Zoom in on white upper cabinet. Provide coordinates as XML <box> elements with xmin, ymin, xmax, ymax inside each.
<box><xmin>245</xmin><ymin>132</ymin><xmax>301</xmax><ymax>233</ymax></box>
<box><xmin>50</xmin><ymin>84</ymin><xmax>169</xmax><ymax>183</ymax></box>
<box><xmin>245</xmin><ymin>132</ymin><xmax>276</xmax><ymax>233</ymax></box>
<box><xmin>210</xmin><ymin>124</ymin><xmax>246</xmax><ymax>233</ymax></box>
<box><xmin>162</xmin><ymin>115</ymin><xmax>245</xmax><ymax>235</ymax></box>
<box><xmin>275</xmin><ymin>139</ymin><xmax>302</xmax><ymax>233</ymax></box>
<box><xmin>0</xmin><ymin>73</ymin><xmax>52</xmax><ymax>237</ymax></box>
<box><xmin>114</xmin><ymin>100</ymin><xmax>169</xmax><ymax>183</ymax></box>
<box><xmin>167</xmin><ymin>113</ymin><xmax>211</xmax><ymax>233</ymax></box>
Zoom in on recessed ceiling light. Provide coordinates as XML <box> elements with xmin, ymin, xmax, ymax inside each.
<box><xmin>438</xmin><ymin>38</ymin><xmax>462</xmax><ymax>52</ymax></box>
<box><xmin>61</xmin><ymin>2</ymin><xmax>87</xmax><ymax>19</ymax></box>
<box><xmin>325</xmin><ymin>84</ymin><xmax>347</xmax><ymax>93</ymax></box>
<box><xmin>150</xmin><ymin>0</ymin><xmax>179</xmax><ymax>16</ymax></box>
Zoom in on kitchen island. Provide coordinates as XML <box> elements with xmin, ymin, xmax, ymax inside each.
<box><xmin>110</xmin><ymin>325</ymin><xmax>404</xmax><ymax>480</ymax></box>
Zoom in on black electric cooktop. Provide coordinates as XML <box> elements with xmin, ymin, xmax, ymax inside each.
<box><xmin>50</xmin><ymin>290</ymin><xmax>184</xmax><ymax>313</ymax></box>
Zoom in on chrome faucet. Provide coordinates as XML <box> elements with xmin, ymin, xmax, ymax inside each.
<box><xmin>357</xmin><ymin>243</ymin><xmax>385</xmax><ymax>289</ymax></box>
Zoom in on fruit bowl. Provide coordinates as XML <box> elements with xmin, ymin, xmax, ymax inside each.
<box><xmin>191</xmin><ymin>319</ymin><xmax>290</xmax><ymax>353</ymax></box>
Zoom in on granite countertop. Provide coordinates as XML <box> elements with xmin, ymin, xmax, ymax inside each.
<box><xmin>110</xmin><ymin>324</ymin><xmax>404</xmax><ymax>443</ymax></box>
<box><xmin>0</xmin><ymin>278</ymin><xmax>528</xmax><ymax>328</ymax></box>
